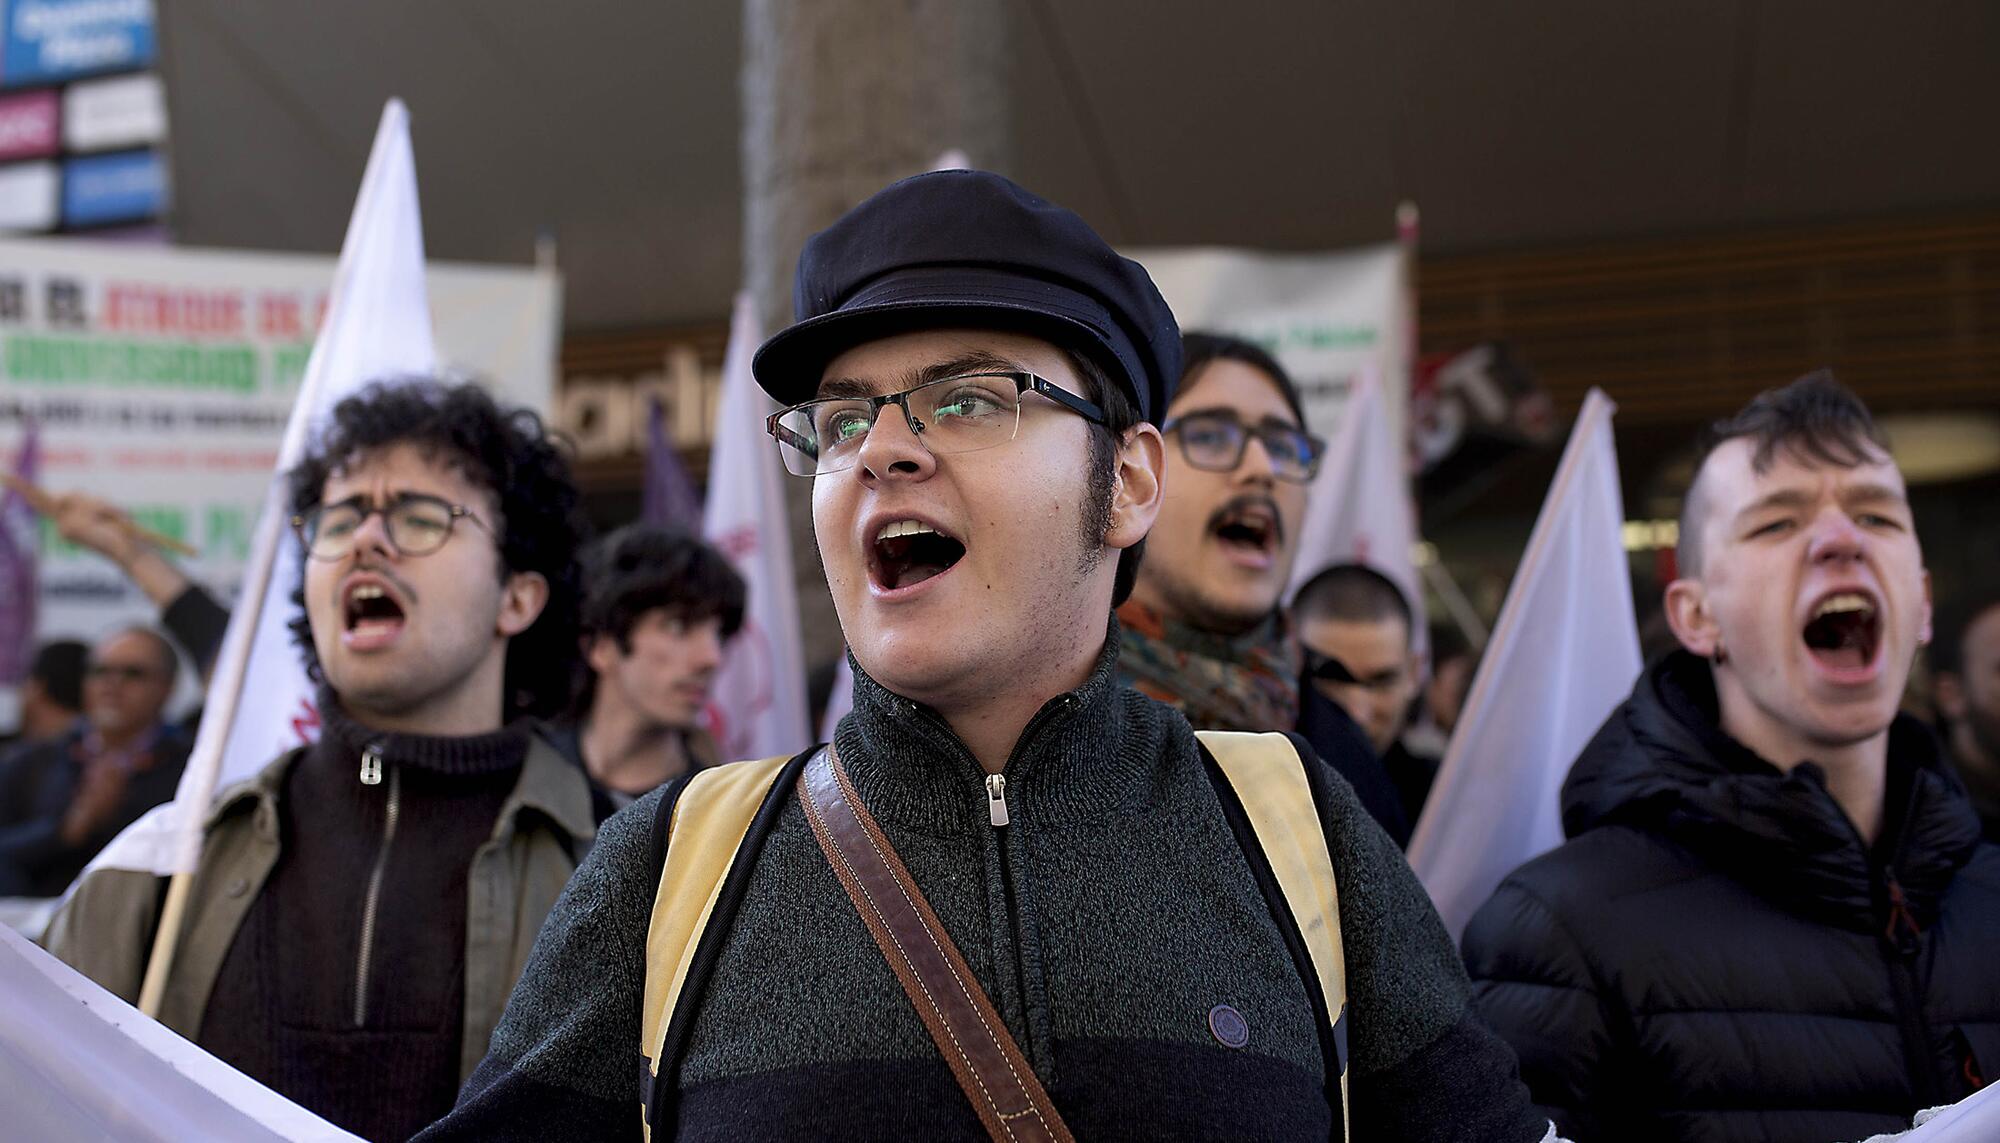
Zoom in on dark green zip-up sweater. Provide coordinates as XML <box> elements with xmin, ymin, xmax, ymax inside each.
<box><xmin>419</xmin><ymin>635</ymin><xmax>1545</xmax><ymax>1142</ymax></box>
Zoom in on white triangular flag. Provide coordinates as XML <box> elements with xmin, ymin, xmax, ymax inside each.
<box><xmin>701</xmin><ymin>293</ymin><xmax>810</xmax><ymax>761</ymax></box>
<box><xmin>0</xmin><ymin>924</ymin><xmax>362</xmax><ymax>1140</ymax></box>
<box><xmin>90</xmin><ymin>100</ymin><xmax>438</xmax><ymax>877</ymax></box>
<box><xmin>1287</xmin><ymin>366</ymin><xmax>1427</xmax><ymax>648</ymax></box>
<box><xmin>1897</xmin><ymin>1082</ymin><xmax>2000</xmax><ymax>1141</ymax></box>
<box><xmin>1407</xmin><ymin>389</ymin><xmax>1640</xmax><ymax>939</ymax></box>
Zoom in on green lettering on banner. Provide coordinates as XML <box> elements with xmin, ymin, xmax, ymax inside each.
<box><xmin>271</xmin><ymin>343</ymin><xmax>312</xmax><ymax>391</ymax></box>
<box><xmin>129</xmin><ymin>506</ymin><xmax>190</xmax><ymax>545</ymax></box>
<box><xmin>204</xmin><ymin>505</ymin><xmax>253</xmax><ymax>561</ymax></box>
<box><xmin>40</xmin><ymin>516</ymin><xmax>81</xmax><ymax>557</ymax></box>
<box><xmin>40</xmin><ymin>506</ymin><xmax>190</xmax><ymax>555</ymax></box>
<box><xmin>1286</xmin><ymin>326</ymin><xmax>1377</xmax><ymax>351</ymax></box>
<box><xmin>2</xmin><ymin>334</ymin><xmax>258</xmax><ymax>392</ymax></box>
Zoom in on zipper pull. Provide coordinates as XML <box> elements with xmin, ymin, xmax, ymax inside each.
<box><xmin>359</xmin><ymin>743</ymin><xmax>384</xmax><ymax>786</ymax></box>
<box><xmin>1883</xmin><ymin>869</ymin><xmax>1920</xmax><ymax>954</ymax></box>
<box><xmin>986</xmin><ymin>773</ymin><xmax>1010</xmax><ymax>827</ymax></box>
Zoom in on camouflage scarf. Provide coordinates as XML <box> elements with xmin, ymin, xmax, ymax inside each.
<box><xmin>1115</xmin><ymin>598</ymin><xmax>1301</xmax><ymax>733</ymax></box>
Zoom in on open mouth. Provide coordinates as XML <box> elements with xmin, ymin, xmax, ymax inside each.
<box><xmin>1209</xmin><ymin>497</ymin><xmax>1281</xmax><ymax>560</ymax></box>
<box><xmin>1800</xmin><ymin>591</ymin><xmax>1880</xmax><ymax>673</ymax></box>
<box><xmin>869</xmin><ymin>518</ymin><xmax>966</xmax><ymax>592</ymax></box>
<box><xmin>344</xmin><ymin>581</ymin><xmax>408</xmax><ymax>637</ymax></box>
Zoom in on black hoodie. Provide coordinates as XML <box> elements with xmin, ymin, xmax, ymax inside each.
<box><xmin>1463</xmin><ymin>650</ymin><xmax>2000</xmax><ymax>1143</ymax></box>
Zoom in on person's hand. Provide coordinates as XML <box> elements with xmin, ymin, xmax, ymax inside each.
<box><xmin>51</xmin><ymin>491</ymin><xmax>146</xmax><ymax>567</ymax></box>
<box><xmin>59</xmin><ymin>756</ymin><xmax>133</xmax><ymax>846</ymax></box>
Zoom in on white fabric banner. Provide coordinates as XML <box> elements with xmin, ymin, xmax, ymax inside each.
<box><xmin>1894</xmin><ymin>1083</ymin><xmax>2000</xmax><ymax>1141</ymax></box>
<box><xmin>0</xmin><ymin>923</ymin><xmax>361</xmax><ymax>1141</ymax></box>
<box><xmin>1406</xmin><ymin>389</ymin><xmax>1641</xmax><ymax>939</ymax></box>
<box><xmin>1284</xmin><ymin>366</ymin><xmax>1426</xmax><ymax>644</ymax></box>
<box><xmin>1130</xmin><ymin>242</ymin><xmax>1408</xmax><ymax>457</ymax></box>
<box><xmin>89</xmin><ymin>100</ymin><xmax>443</xmax><ymax>877</ymax></box>
<box><xmin>701</xmin><ymin>292</ymin><xmax>810</xmax><ymax>762</ymax></box>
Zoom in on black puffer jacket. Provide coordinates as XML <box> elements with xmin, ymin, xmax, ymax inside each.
<box><xmin>1462</xmin><ymin>651</ymin><xmax>2000</xmax><ymax>1143</ymax></box>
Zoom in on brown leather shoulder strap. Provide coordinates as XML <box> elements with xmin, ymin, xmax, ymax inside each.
<box><xmin>799</xmin><ymin>747</ymin><xmax>1073</xmax><ymax>1143</ymax></box>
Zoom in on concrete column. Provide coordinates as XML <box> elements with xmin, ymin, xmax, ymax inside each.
<box><xmin>741</xmin><ymin>0</ymin><xmax>1014</xmax><ymax>688</ymax></box>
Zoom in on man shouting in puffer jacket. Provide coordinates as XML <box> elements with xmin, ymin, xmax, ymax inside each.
<box><xmin>1463</xmin><ymin>371</ymin><xmax>2000</xmax><ymax>1143</ymax></box>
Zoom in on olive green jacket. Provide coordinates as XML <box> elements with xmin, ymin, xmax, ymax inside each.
<box><xmin>43</xmin><ymin>733</ymin><xmax>595</xmax><ymax>1083</ymax></box>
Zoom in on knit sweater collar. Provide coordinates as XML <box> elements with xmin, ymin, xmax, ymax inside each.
<box><xmin>834</xmin><ymin>618</ymin><xmax>1167</xmax><ymax>834</ymax></box>
<box><xmin>314</xmin><ymin>687</ymin><xmax>531</xmax><ymax>777</ymax></box>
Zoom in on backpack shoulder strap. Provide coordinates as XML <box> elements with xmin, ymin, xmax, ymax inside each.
<box><xmin>639</xmin><ymin>749</ymin><xmax>811</xmax><ymax>1141</ymax></box>
<box><xmin>1196</xmin><ymin>729</ymin><xmax>1350</xmax><ymax>1143</ymax></box>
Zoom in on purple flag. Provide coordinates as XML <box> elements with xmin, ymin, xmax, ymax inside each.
<box><xmin>0</xmin><ymin>419</ymin><xmax>41</xmax><ymax>685</ymax></box>
<box><xmin>643</xmin><ymin>397</ymin><xmax>704</xmax><ymax>531</ymax></box>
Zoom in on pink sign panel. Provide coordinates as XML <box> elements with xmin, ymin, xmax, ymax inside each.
<box><xmin>0</xmin><ymin>88</ymin><xmax>58</xmax><ymax>162</ymax></box>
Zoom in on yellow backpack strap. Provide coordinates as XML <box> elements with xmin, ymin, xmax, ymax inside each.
<box><xmin>639</xmin><ymin>753</ymin><xmax>798</xmax><ymax>1141</ymax></box>
<box><xmin>1196</xmin><ymin>730</ymin><xmax>1349</xmax><ymax>1143</ymax></box>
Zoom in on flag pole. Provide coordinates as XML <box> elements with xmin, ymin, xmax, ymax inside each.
<box><xmin>136</xmin><ymin>457</ymin><xmax>299</xmax><ymax>1013</ymax></box>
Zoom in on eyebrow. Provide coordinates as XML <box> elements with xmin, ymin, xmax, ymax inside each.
<box><xmin>1735</xmin><ymin>481</ymin><xmax>1909</xmax><ymax>522</ymax></box>
<box><xmin>1173</xmin><ymin>405</ymin><xmax>1302</xmax><ymax>430</ymax></box>
<box><xmin>816</xmin><ymin>351</ymin><xmax>1023</xmax><ymax>400</ymax></box>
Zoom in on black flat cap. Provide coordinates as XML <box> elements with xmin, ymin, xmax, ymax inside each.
<box><xmin>752</xmin><ymin>169</ymin><xmax>1181</xmax><ymax>424</ymax></box>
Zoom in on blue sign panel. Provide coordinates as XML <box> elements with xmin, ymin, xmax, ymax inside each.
<box><xmin>61</xmin><ymin>146</ymin><xmax>163</xmax><ymax>225</ymax></box>
<box><xmin>2</xmin><ymin>0</ymin><xmax>156</xmax><ymax>88</ymax></box>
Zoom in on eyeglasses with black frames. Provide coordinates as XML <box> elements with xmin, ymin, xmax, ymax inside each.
<box><xmin>1161</xmin><ymin>410</ymin><xmax>1325</xmax><ymax>484</ymax></box>
<box><xmin>291</xmin><ymin>493</ymin><xmax>495</xmax><ymax>561</ymax></box>
<box><xmin>765</xmin><ymin>370</ymin><xmax>1107</xmax><ymax>478</ymax></box>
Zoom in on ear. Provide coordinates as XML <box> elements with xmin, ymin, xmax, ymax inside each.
<box><xmin>496</xmin><ymin>570</ymin><xmax>550</xmax><ymax>638</ymax></box>
<box><xmin>1104</xmin><ymin>423</ymin><xmax>1166</xmax><ymax>552</ymax></box>
<box><xmin>1936</xmin><ymin>671</ymin><xmax>1967</xmax><ymax>721</ymax></box>
<box><xmin>1663</xmin><ymin>578</ymin><xmax>1720</xmax><ymax>659</ymax></box>
<box><xmin>584</xmin><ymin>633</ymin><xmax>620</xmax><ymax>675</ymax></box>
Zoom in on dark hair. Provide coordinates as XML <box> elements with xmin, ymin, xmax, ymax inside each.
<box><xmin>1678</xmin><ymin>369</ymin><xmax>1891</xmax><ymax>574</ymax></box>
<box><xmin>1293</xmin><ymin>563</ymin><xmax>1414</xmax><ymax>640</ymax></box>
<box><xmin>1178</xmin><ymin>331</ymin><xmax>1309</xmax><ymax>429</ymax></box>
<box><xmin>285</xmin><ymin>379</ymin><xmax>589</xmax><ymax>720</ymax></box>
<box><xmin>30</xmin><ymin>639</ymin><xmax>89</xmax><ymax>711</ymax></box>
<box><xmin>1064</xmin><ymin>347</ymin><xmax>1147</xmax><ymax>606</ymax></box>
<box><xmin>1933</xmin><ymin>593</ymin><xmax>2000</xmax><ymax>677</ymax></box>
<box><xmin>573</xmin><ymin>524</ymin><xmax>746</xmax><ymax>715</ymax></box>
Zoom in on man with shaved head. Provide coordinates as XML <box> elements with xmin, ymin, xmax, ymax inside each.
<box><xmin>0</xmin><ymin>626</ymin><xmax>187</xmax><ymax>897</ymax></box>
<box><xmin>1463</xmin><ymin>371</ymin><xmax>2000</xmax><ymax>1142</ymax></box>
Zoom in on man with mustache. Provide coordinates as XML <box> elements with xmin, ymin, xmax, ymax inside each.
<box><xmin>549</xmin><ymin>524</ymin><xmax>743</xmax><ymax>812</ymax></box>
<box><xmin>48</xmin><ymin>380</ymin><xmax>598</xmax><ymax>1143</ymax></box>
<box><xmin>1462</xmin><ymin>372</ymin><xmax>2000</xmax><ymax>1142</ymax></box>
<box><xmin>1119</xmin><ymin>333</ymin><xmax>1416</xmax><ymax>843</ymax></box>
<box><xmin>421</xmin><ymin>172</ymin><xmax>1549</xmax><ymax>1141</ymax></box>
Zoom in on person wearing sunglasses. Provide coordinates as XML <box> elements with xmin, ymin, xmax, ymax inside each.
<box><xmin>49</xmin><ymin>380</ymin><xmax>597</xmax><ymax>1143</ymax></box>
<box><xmin>0</xmin><ymin>626</ymin><xmax>187</xmax><ymax>898</ymax></box>
<box><xmin>1118</xmin><ymin>332</ymin><xmax>1415</xmax><ymax>846</ymax></box>
<box><xmin>425</xmin><ymin>171</ymin><xmax>1551</xmax><ymax>1143</ymax></box>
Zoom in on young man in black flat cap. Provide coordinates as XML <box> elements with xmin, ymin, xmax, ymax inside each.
<box><xmin>422</xmin><ymin>171</ymin><xmax>1552</xmax><ymax>1143</ymax></box>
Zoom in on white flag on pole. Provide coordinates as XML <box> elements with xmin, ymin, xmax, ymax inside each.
<box><xmin>1286</xmin><ymin>366</ymin><xmax>1427</xmax><ymax>640</ymax></box>
<box><xmin>701</xmin><ymin>293</ymin><xmax>811</xmax><ymax>761</ymax></box>
<box><xmin>0</xmin><ymin>924</ymin><xmax>361</xmax><ymax>1140</ymax></box>
<box><xmin>1895</xmin><ymin>1083</ymin><xmax>2000</xmax><ymax>1141</ymax></box>
<box><xmin>89</xmin><ymin>100</ymin><xmax>438</xmax><ymax>877</ymax></box>
<box><xmin>1406</xmin><ymin>389</ymin><xmax>1640</xmax><ymax>939</ymax></box>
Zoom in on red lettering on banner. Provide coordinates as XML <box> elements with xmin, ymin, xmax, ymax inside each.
<box><xmin>714</xmin><ymin>525</ymin><xmax>759</xmax><ymax>561</ymax></box>
<box><xmin>102</xmin><ymin>283</ymin><xmax>246</xmax><ymax>337</ymax></box>
<box><xmin>257</xmin><ymin>292</ymin><xmax>305</xmax><ymax>338</ymax></box>
<box><xmin>291</xmin><ymin>697</ymin><xmax>321</xmax><ymax>745</ymax></box>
